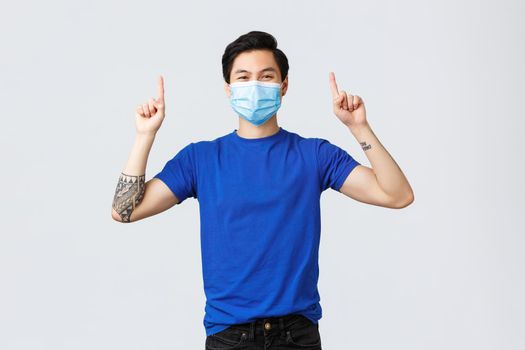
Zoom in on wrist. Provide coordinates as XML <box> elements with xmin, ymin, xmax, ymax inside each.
<box><xmin>136</xmin><ymin>131</ymin><xmax>157</xmax><ymax>140</ymax></box>
<box><xmin>347</xmin><ymin>122</ymin><xmax>370</xmax><ymax>137</ymax></box>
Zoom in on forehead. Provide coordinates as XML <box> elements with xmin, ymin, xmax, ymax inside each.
<box><xmin>231</xmin><ymin>50</ymin><xmax>279</xmax><ymax>75</ymax></box>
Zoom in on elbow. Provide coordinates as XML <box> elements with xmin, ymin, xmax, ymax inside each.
<box><xmin>393</xmin><ymin>191</ymin><xmax>415</xmax><ymax>209</ymax></box>
<box><xmin>111</xmin><ymin>207</ymin><xmax>125</xmax><ymax>223</ymax></box>
<box><xmin>111</xmin><ymin>207</ymin><xmax>138</xmax><ymax>223</ymax></box>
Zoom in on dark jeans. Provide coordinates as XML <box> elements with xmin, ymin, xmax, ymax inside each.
<box><xmin>205</xmin><ymin>313</ymin><xmax>322</xmax><ymax>350</ymax></box>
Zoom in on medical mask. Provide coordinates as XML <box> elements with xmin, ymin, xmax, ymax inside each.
<box><xmin>228</xmin><ymin>80</ymin><xmax>283</xmax><ymax>126</ymax></box>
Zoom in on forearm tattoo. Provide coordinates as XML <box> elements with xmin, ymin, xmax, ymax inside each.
<box><xmin>112</xmin><ymin>172</ymin><xmax>146</xmax><ymax>222</ymax></box>
<box><xmin>360</xmin><ymin>141</ymin><xmax>372</xmax><ymax>151</ymax></box>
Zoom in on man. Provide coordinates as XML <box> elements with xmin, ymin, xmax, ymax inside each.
<box><xmin>111</xmin><ymin>31</ymin><xmax>414</xmax><ymax>350</ymax></box>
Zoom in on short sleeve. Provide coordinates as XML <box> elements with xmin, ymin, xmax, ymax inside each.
<box><xmin>316</xmin><ymin>138</ymin><xmax>361</xmax><ymax>192</ymax></box>
<box><xmin>153</xmin><ymin>143</ymin><xmax>197</xmax><ymax>204</ymax></box>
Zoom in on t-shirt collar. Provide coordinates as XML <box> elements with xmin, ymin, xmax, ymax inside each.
<box><xmin>231</xmin><ymin>126</ymin><xmax>286</xmax><ymax>144</ymax></box>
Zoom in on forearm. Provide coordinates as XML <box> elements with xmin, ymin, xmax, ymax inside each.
<box><xmin>348</xmin><ymin>122</ymin><xmax>413</xmax><ymax>202</ymax></box>
<box><xmin>112</xmin><ymin>132</ymin><xmax>156</xmax><ymax>222</ymax></box>
<box><xmin>123</xmin><ymin>132</ymin><xmax>156</xmax><ymax>175</ymax></box>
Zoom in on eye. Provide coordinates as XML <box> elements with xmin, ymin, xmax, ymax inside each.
<box><xmin>263</xmin><ymin>75</ymin><xmax>273</xmax><ymax>79</ymax></box>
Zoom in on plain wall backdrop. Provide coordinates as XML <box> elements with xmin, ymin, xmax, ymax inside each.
<box><xmin>1</xmin><ymin>0</ymin><xmax>524</xmax><ymax>349</ymax></box>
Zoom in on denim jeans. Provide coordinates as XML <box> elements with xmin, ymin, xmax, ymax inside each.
<box><xmin>205</xmin><ymin>313</ymin><xmax>322</xmax><ymax>350</ymax></box>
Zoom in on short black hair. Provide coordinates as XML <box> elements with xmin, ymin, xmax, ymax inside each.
<box><xmin>222</xmin><ymin>31</ymin><xmax>289</xmax><ymax>84</ymax></box>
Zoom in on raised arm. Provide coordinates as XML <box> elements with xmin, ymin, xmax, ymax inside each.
<box><xmin>111</xmin><ymin>75</ymin><xmax>181</xmax><ymax>223</ymax></box>
<box><xmin>327</xmin><ymin>72</ymin><xmax>414</xmax><ymax>209</ymax></box>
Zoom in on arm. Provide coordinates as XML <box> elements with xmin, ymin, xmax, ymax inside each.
<box><xmin>339</xmin><ymin>123</ymin><xmax>414</xmax><ymax>209</ymax></box>
<box><xmin>111</xmin><ymin>75</ymin><xmax>181</xmax><ymax>223</ymax></box>
<box><xmin>328</xmin><ymin>71</ymin><xmax>414</xmax><ymax>209</ymax></box>
<box><xmin>111</xmin><ymin>133</ymin><xmax>181</xmax><ymax>223</ymax></box>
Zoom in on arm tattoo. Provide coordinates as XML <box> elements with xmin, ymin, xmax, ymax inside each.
<box><xmin>112</xmin><ymin>172</ymin><xmax>146</xmax><ymax>222</ymax></box>
<box><xmin>359</xmin><ymin>141</ymin><xmax>372</xmax><ymax>151</ymax></box>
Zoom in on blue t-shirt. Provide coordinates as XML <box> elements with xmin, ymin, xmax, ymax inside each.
<box><xmin>153</xmin><ymin>126</ymin><xmax>360</xmax><ymax>336</ymax></box>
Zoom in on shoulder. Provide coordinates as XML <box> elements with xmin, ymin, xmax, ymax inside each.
<box><xmin>287</xmin><ymin>132</ymin><xmax>356</xmax><ymax>164</ymax></box>
<box><xmin>282</xmin><ymin>128</ymin><xmax>320</xmax><ymax>149</ymax></box>
<box><xmin>190</xmin><ymin>131</ymin><xmax>233</xmax><ymax>155</ymax></box>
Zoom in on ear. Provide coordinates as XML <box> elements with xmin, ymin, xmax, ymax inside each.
<box><xmin>224</xmin><ymin>81</ymin><xmax>231</xmax><ymax>98</ymax></box>
<box><xmin>281</xmin><ymin>76</ymin><xmax>289</xmax><ymax>97</ymax></box>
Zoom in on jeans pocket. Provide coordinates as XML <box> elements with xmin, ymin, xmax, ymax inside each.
<box><xmin>285</xmin><ymin>319</ymin><xmax>322</xmax><ymax>349</ymax></box>
<box><xmin>205</xmin><ymin>327</ymin><xmax>248</xmax><ymax>350</ymax></box>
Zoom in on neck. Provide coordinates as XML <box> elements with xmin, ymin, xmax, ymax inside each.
<box><xmin>236</xmin><ymin>116</ymin><xmax>280</xmax><ymax>139</ymax></box>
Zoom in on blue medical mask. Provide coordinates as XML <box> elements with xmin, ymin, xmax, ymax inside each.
<box><xmin>228</xmin><ymin>80</ymin><xmax>283</xmax><ymax>126</ymax></box>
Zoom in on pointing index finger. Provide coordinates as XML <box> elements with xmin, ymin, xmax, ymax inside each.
<box><xmin>157</xmin><ymin>75</ymin><xmax>164</xmax><ymax>101</ymax></box>
<box><xmin>329</xmin><ymin>71</ymin><xmax>340</xmax><ymax>98</ymax></box>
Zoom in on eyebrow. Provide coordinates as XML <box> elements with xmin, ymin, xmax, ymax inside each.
<box><xmin>233</xmin><ymin>67</ymin><xmax>277</xmax><ymax>74</ymax></box>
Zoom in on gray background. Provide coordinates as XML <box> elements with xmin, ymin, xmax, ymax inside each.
<box><xmin>1</xmin><ymin>0</ymin><xmax>524</xmax><ymax>349</ymax></box>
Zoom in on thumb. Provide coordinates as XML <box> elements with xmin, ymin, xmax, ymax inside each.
<box><xmin>153</xmin><ymin>97</ymin><xmax>165</xmax><ymax>110</ymax></box>
<box><xmin>333</xmin><ymin>93</ymin><xmax>344</xmax><ymax>107</ymax></box>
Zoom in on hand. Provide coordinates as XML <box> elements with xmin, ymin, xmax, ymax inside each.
<box><xmin>135</xmin><ymin>75</ymin><xmax>166</xmax><ymax>135</ymax></box>
<box><xmin>329</xmin><ymin>72</ymin><xmax>367</xmax><ymax>129</ymax></box>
